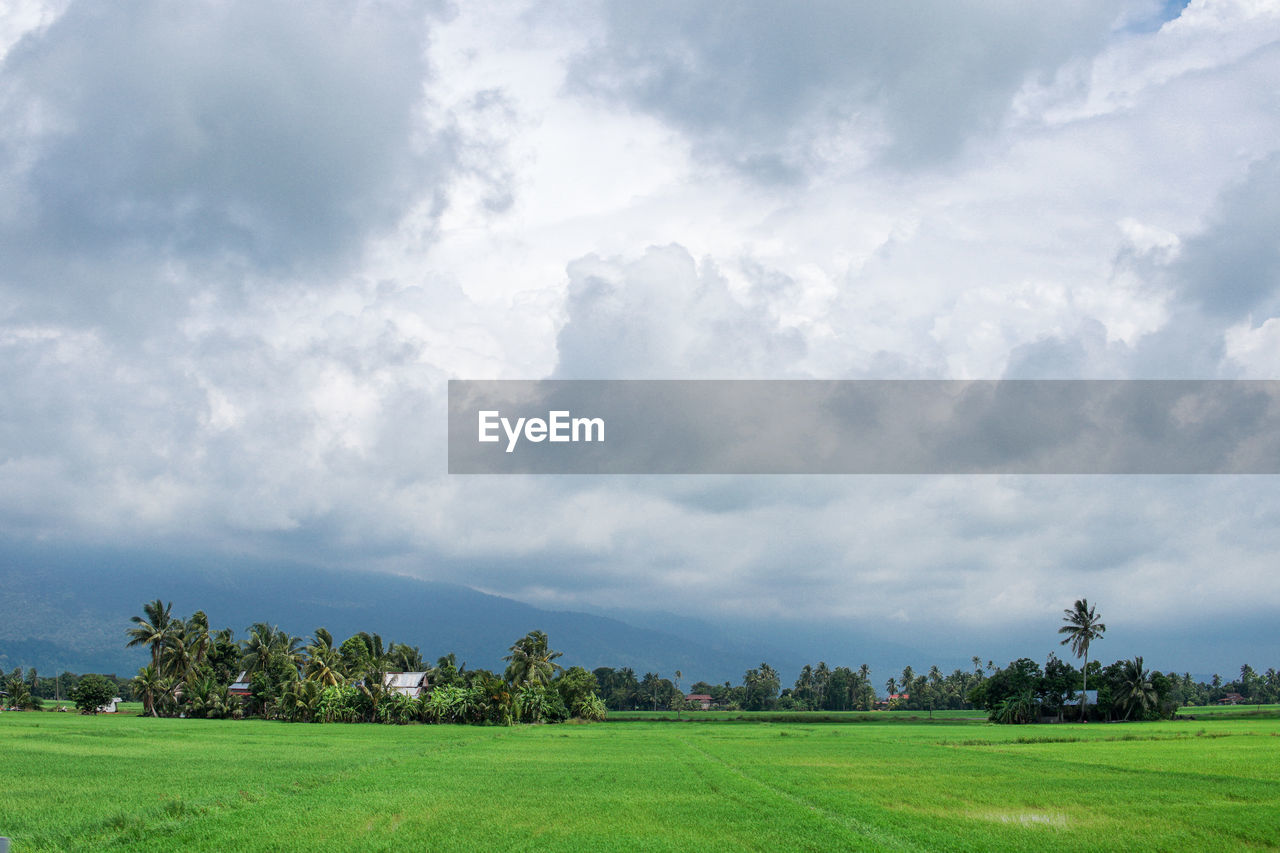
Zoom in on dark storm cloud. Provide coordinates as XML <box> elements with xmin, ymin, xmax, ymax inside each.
<box><xmin>0</xmin><ymin>0</ymin><xmax>450</xmax><ymax>321</ymax></box>
<box><xmin>566</xmin><ymin>0</ymin><xmax>1117</xmax><ymax>177</ymax></box>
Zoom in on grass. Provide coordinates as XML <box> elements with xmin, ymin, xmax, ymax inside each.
<box><xmin>1</xmin><ymin>712</ymin><xmax>1278</xmax><ymax>851</ymax></box>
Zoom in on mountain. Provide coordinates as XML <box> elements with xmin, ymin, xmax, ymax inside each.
<box><xmin>0</xmin><ymin>541</ymin><xmax>767</xmax><ymax>682</ymax></box>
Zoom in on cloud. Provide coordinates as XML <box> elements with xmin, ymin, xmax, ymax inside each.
<box><xmin>554</xmin><ymin>244</ymin><xmax>807</xmax><ymax>378</ymax></box>
<box><xmin>1</xmin><ymin>0</ymin><xmax>1279</xmax><ymax>675</ymax></box>
<box><xmin>567</xmin><ymin>0</ymin><xmax>1122</xmax><ymax>177</ymax></box>
<box><xmin>0</xmin><ymin>0</ymin><xmax>450</xmax><ymax>327</ymax></box>
<box><xmin>1173</xmin><ymin>151</ymin><xmax>1280</xmax><ymax>320</ymax></box>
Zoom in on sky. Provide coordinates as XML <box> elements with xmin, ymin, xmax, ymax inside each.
<box><xmin>1</xmin><ymin>0</ymin><xmax>1278</xmax><ymax>674</ymax></box>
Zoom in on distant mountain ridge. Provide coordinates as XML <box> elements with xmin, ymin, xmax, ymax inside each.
<box><xmin>0</xmin><ymin>542</ymin><xmax>769</xmax><ymax>682</ymax></box>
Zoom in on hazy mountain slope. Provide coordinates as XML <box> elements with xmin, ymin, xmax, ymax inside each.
<box><xmin>0</xmin><ymin>542</ymin><xmax>769</xmax><ymax>682</ymax></box>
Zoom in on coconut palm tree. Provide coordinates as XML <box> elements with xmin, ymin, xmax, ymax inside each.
<box><xmin>185</xmin><ymin>611</ymin><xmax>211</xmax><ymax>671</ymax></box>
<box><xmin>503</xmin><ymin>630</ymin><xmax>564</xmax><ymax>687</ymax></box>
<box><xmin>242</xmin><ymin>623</ymin><xmax>305</xmax><ymax>678</ymax></box>
<box><xmin>305</xmin><ymin>628</ymin><xmax>345</xmax><ymax>686</ymax></box>
<box><xmin>1059</xmin><ymin>598</ymin><xmax>1106</xmax><ymax>722</ymax></box>
<box><xmin>1117</xmin><ymin>657</ymin><xmax>1157</xmax><ymax>721</ymax></box>
<box><xmin>132</xmin><ymin>664</ymin><xmax>167</xmax><ymax>717</ymax></box>
<box><xmin>126</xmin><ymin>599</ymin><xmax>175</xmax><ymax>670</ymax></box>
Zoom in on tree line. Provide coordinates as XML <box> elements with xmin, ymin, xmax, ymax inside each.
<box><xmin>590</xmin><ymin>601</ymin><xmax>1280</xmax><ymax>723</ymax></box>
<box><xmin>3</xmin><ymin>597</ymin><xmax>1277</xmax><ymax>724</ymax></box>
<box><xmin>113</xmin><ymin>599</ymin><xmax>606</xmax><ymax>724</ymax></box>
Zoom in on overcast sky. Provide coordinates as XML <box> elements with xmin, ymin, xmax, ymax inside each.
<box><xmin>2</xmin><ymin>0</ymin><xmax>1278</xmax><ymax>672</ymax></box>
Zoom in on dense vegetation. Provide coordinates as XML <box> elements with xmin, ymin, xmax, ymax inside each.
<box><xmin>115</xmin><ymin>600</ymin><xmax>604</xmax><ymax>725</ymax></box>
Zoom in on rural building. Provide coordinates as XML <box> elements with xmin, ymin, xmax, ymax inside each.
<box><xmin>685</xmin><ymin>693</ymin><xmax>713</xmax><ymax>710</ymax></box>
<box><xmin>877</xmin><ymin>693</ymin><xmax>910</xmax><ymax>709</ymax></box>
<box><xmin>1218</xmin><ymin>692</ymin><xmax>1246</xmax><ymax>705</ymax></box>
<box><xmin>228</xmin><ymin>672</ymin><xmax>252</xmax><ymax>696</ymax></box>
<box><xmin>1060</xmin><ymin>690</ymin><xmax>1098</xmax><ymax>708</ymax></box>
<box><xmin>384</xmin><ymin>672</ymin><xmax>429</xmax><ymax>698</ymax></box>
<box><xmin>97</xmin><ymin>697</ymin><xmax>124</xmax><ymax>713</ymax></box>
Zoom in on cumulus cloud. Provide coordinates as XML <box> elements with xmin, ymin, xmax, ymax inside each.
<box><xmin>554</xmin><ymin>245</ymin><xmax>806</xmax><ymax>378</ymax></box>
<box><xmin>567</xmin><ymin>0</ymin><xmax>1126</xmax><ymax>177</ymax></box>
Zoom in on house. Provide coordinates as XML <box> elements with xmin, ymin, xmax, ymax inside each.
<box><xmin>685</xmin><ymin>693</ymin><xmax>713</xmax><ymax>710</ymax></box>
<box><xmin>384</xmin><ymin>672</ymin><xmax>429</xmax><ymax>699</ymax></box>
<box><xmin>1218</xmin><ymin>692</ymin><xmax>1246</xmax><ymax>705</ymax></box>
<box><xmin>97</xmin><ymin>697</ymin><xmax>124</xmax><ymax>713</ymax></box>
<box><xmin>228</xmin><ymin>671</ymin><xmax>252</xmax><ymax>696</ymax></box>
<box><xmin>1060</xmin><ymin>690</ymin><xmax>1098</xmax><ymax>707</ymax></box>
<box><xmin>876</xmin><ymin>693</ymin><xmax>910</xmax><ymax>709</ymax></box>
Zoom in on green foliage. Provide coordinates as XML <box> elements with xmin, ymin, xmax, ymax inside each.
<box><xmin>4</xmin><ymin>667</ymin><xmax>43</xmax><ymax>710</ymax></box>
<box><xmin>554</xmin><ymin>666</ymin><xmax>598</xmax><ymax>712</ymax></box>
<box><xmin>515</xmin><ymin>683</ymin><xmax>568</xmax><ymax>724</ymax></box>
<box><xmin>316</xmin><ymin>685</ymin><xmax>362</xmax><ymax>724</ymax></box>
<box><xmin>375</xmin><ymin>692</ymin><xmax>416</xmax><ymax>725</ymax></box>
<box><xmin>503</xmin><ymin>630</ymin><xmax>564</xmax><ymax>687</ymax></box>
<box><xmin>71</xmin><ymin>673</ymin><xmax>115</xmax><ymax>714</ymax></box>
<box><xmin>184</xmin><ymin>674</ymin><xmax>239</xmax><ymax>720</ymax></box>
<box><xmin>131</xmin><ymin>664</ymin><xmax>169</xmax><ymax>718</ymax></box>
<box><xmin>742</xmin><ymin>663</ymin><xmax>781</xmax><ymax>711</ymax></box>
<box><xmin>573</xmin><ymin>693</ymin><xmax>607</xmax><ymax>721</ymax></box>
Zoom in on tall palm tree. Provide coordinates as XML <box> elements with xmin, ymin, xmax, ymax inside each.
<box><xmin>126</xmin><ymin>599</ymin><xmax>175</xmax><ymax>670</ymax></box>
<box><xmin>503</xmin><ymin>630</ymin><xmax>564</xmax><ymax>687</ymax></box>
<box><xmin>1059</xmin><ymin>598</ymin><xmax>1106</xmax><ymax>722</ymax></box>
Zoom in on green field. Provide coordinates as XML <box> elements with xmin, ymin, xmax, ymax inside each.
<box><xmin>2</xmin><ymin>713</ymin><xmax>1278</xmax><ymax>852</ymax></box>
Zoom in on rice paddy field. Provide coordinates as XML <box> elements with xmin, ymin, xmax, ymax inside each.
<box><xmin>2</xmin><ymin>710</ymin><xmax>1278</xmax><ymax>851</ymax></box>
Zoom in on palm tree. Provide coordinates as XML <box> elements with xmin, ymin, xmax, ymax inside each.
<box><xmin>390</xmin><ymin>643</ymin><xmax>425</xmax><ymax>672</ymax></box>
<box><xmin>161</xmin><ymin>623</ymin><xmax>193</xmax><ymax>683</ymax></box>
<box><xmin>185</xmin><ymin>611</ymin><xmax>211</xmax><ymax>671</ymax></box>
<box><xmin>242</xmin><ymin>623</ymin><xmax>305</xmax><ymax>678</ymax></box>
<box><xmin>1117</xmin><ymin>656</ymin><xmax>1157</xmax><ymax>721</ymax></box>
<box><xmin>240</xmin><ymin>622</ymin><xmax>278</xmax><ymax>675</ymax></box>
<box><xmin>132</xmin><ymin>664</ymin><xmax>166</xmax><ymax>717</ymax></box>
<box><xmin>503</xmin><ymin>630</ymin><xmax>564</xmax><ymax>687</ymax></box>
<box><xmin>1059</xmin><ymin>598</ymin><xmax>1106</xmax><ymax>722</ymax></box>
<box><xmin>126</xmin><ymin>599</ymin><xmax>175</xmax><ymax>670</ymax></box>
<box><xmin>305</xmin><ymin>628</ymin><xmax>344</xmax><ymax>686</ymax></box>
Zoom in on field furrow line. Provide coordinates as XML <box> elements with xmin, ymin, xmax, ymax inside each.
<box><xmin>678</xmin><ymin>736</ymin><xmax>923</xmax><ymax>852</ymax></box>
